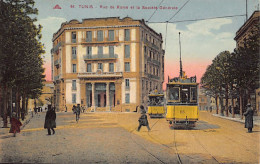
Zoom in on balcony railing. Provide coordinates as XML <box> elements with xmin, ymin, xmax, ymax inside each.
<box><xmin>78</xmin><ymin>72</ymin><xmax>123</xmax><ymax>78</ymax></box>
<box><xmin>152</xmin><ymin>59</ymin><xmax>160</xmax><ymax>66</ymax></box>
<box><xmin>148</xmin><ymin>74</ymin><xmax>160</xmax><ymax>80</ymax></box>
<box><xmin>81</xmin><ymin>37</ymin><xmax>119</xmax><ymax>44</ymax></box>
<box><xmin>51</xmin><ymin>42</ymin><xmax>63</xmax><ymax>54</ymax></box>
<box><xmin>54</xmin><ymin>75</ymin><xmax>60</xmax><ymax>81</ymax></box>
<box><xmin>54</xmin><ymin>58</ymin><xmax>61</xmax><ymax>66</ymax></box>
<box><xmin>84</xmin><ymin>54</ymin><xmax>118</xmax><ymax>60</ymax></box>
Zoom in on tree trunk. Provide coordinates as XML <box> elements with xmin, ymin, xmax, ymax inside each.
<box><xmin>21</xmin><ymin>93</ymin><xmax>26</xmax><ymax>121</ymax></box>
<box><xmin>232</xmin><ymin>97</ymin><xmax>235</xmax><ymax>118</ymax></box>
<box><xmin>16</xmin><ymin>88</ymin><xmax>20</xmax><ymax>120</ymax></box>
<box><xmin>225</xmin><ymin>84</ymin><xmax>229</xmax><ymax>117</ymax></box>
<box><xmin>2</xmin><ymin>85</ymin><xmax>8</xmax><ymax>128</ymax></box>
<box><xmin>219</xmin><ymin>96</ymin><xmax>224</xmax><ymax>116</ymax></box>
<box><xmin>215</xmin><ymin>95</ymin><xmax>219</xmax><ymax>114</ymax></box>
<box><xmin>240</xmin><ymin>88</ymin><xmax>243</xmax><ymax>119</ymax></box>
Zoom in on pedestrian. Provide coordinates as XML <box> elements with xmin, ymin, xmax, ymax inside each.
<box><xmin>75</xmin><ymin>104</ymin><xmax>81</xmax><ymax>122</ymax></box>
<box><xmin>243</xmin><ymin>103</ymin><xmax>254</xmax><ymax>133</ymax></box>
<box><xmin>137</xmin><ymin>105</ymin><xmax>151</xmax><ymax>131</ymax></box>
<box><xmin>65</xmin><ymin>105</ymin><xmax>67</xmax><ymax>112</ymax></box>
<box><xmin>34</xmin><ymin>107</ymin><xmax>37</xmax><ymax>114</ymax></box>
<box><xmin>44</xmin><ymin>105</ymin><xmax>56</xmax><ymax>135</ymax></box>
<box><xmin>9</xmin><ymin>112</ymin><xmax>22</xmax><ymax>137</ymax></box>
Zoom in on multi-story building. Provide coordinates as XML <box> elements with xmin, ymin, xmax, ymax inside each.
<box><xmin>51</xmin><ymin>17</ymin><xmax>165</xmax><ymax>112</ymax></box>
<box><xmin>234</xmin><ymin>11</ymin><xmax>260</xmax><ymax>115</ymax></box>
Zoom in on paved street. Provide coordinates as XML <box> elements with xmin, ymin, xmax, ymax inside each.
<box><xmin>0</xmin><ymin>111</ymin><xmax>259</xmax><ymax>163</ymax></box>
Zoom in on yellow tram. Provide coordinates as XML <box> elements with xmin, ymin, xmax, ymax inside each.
<box><xmin>166</xmin><ymin>73</ymin><xmax>199</xmax><ymax>128</ymax></box>
<box><xmin>147</xmin><ymin>90</ymin><xmax>165</xmax><ymax>118</ymax></box>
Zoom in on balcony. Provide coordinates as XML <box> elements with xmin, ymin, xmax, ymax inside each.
<box><xmin>81</xmin><ymin>37</ymin><xmax>119</xmax><ymax>45</ymax></box>
<box><xmin>54</xmin><ymin>75</ymin><xmax>60</xmax><ymax>81</ymax></box>
<box><xmin>152</xmin><ymin>59</ymin><xmax>160</xmax><ymax>66</ymax></box>
<box><xmin>84</xmin><ymin>54</ymin><xmax>118</xmax><ymax>61</ymax></box>
<box><xmin>51</xmin><ymin>42</ymin><xmax>63</xmax><ymax>54</ymax></box>
<box><xmin>148</xmin><ymin>74</ymin><xmax>160</xmax><ymax>80</ymax></box>
<box><xmin>78</xmin><ymin>72</ymin><xmax>123</xmax><ymax>79</ymax></box>
<box><xmin>54</xmin><ymin>58</ymin><xmax>61</xmax><ymax>66</ymax></box>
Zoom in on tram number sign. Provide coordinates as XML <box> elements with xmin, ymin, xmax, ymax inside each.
<box><xmin>180</xmin><ymin>110</ymin><xmax>185</xmax><ymax>114</ymax></box>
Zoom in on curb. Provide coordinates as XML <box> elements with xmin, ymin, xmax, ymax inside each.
<box><xmin>212</xmin><ymin>114</ymin><xmax>260</xmax><ymax>126</ymax></box>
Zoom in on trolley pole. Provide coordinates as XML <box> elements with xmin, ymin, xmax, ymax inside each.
<box><xmin>179</xmin><ymin>32</ymin><xmax>183</xmax><ymax>78</ymax></box>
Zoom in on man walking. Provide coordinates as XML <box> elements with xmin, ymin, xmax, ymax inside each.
<box><xmin>137</xmin><ymin>105</ymin><xmax>151</xmax><ymax>131</ymax></box>
<box><xmin>244</xmin><ymin>103</ymin><xmax>254</xmax><ymax>133</ymax></box>
<box><xmin>75</xmin><ymin>104</ymin><xmax>81</xmax><ymax>122</ymax></box>
<box><xmin>44</xmin><ymin>105</ymin><xmax>56</xmax><ymax>135</ymax></box>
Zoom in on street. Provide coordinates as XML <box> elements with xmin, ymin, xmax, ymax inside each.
<box><xmin>0</xmin><ymin>111</ymin><xmax>259</xmax><ymax>163</ymax></box>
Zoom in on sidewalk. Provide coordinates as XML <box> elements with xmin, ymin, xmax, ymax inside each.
<box><xmin>212</xmin><ymin>113</ymin><xmax>260</xmax><ymax>126</ymax></box>
<box><xmin>0</xmin><ymin>112</ymin><xmax>34</xmax><ymax>136</ymax></box>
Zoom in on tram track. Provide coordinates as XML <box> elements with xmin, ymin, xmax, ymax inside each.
<box><xmin>147</xmin><ymin>119</ymin><xmax>183</xmax><ymax>164</ymax></box>
<box><xmin>129</xmin><ymin>127</ymin><xmax>167</xmax><ymax>164</ymax></box>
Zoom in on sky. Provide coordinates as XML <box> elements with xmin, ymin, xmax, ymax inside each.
<box><xmin>34</xmin><ymin>0</ymin><xmax>259</xmax><ymax>88</ymax></box>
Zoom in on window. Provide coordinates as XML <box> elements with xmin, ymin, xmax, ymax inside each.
<box><xmin>146</xmin><ymin>81</ymin><xmax>148</xmax><ymax>90</ymax></box>
<box><xmin>86</xmin><ymin>31</ymin><xmax>92</xmax><ymax>42</ymax></box>
<box><xmin>97</xmin><ymin>30</ymin><xmax>103</xmax><ymax>41</ymax></box>
<box><xmin>125</xmin><ymin>93</ymin><xmax>130</xmax><ymax>104</ymax></box>
<box><xmin>87</xmin><ymin>63</ymin><xmax>92</xmax><ymax>72</ymax></box>
<box><xmin>72</xmin><ymin>32</ymin><xmax>76</xmax><ymax>43</ymax></box>
<box><xmin>98</xmin><ymin>63</ymin><xmax>103</xmax><ymax>71</ymax></box>
<box><xmin>125</xmin><ymin>62</ymin><xmax>130</xmax><ymax>72</ymax></box>
<box><xmin>125</xmin><ymin>79</ymin><xmax>130</xmax><ymax>90</ymax></box>
<box><xmin>144</xmin><ymin>46</ymin><xmax>147</xmax><ymax>55</ymax></box>
<box><xmin>109</xmin><ymin>46</ymin><xmax>114</xmax><ymax>57</ymax></box>
<box><xmin>87</xmin><ymin>46</ymin><xmax>92</xmax><ymax>58</ymax></box>
<box><xmin>72</xmin><ymin>64</ymin><xmax>77</xmax><ymax>73</ymax></box>
<box><xmin>124</xmin><ymin>29</ymin><xmax>130</xmax><ymax>41</ymax></box>
<box><xmin>144</xmin><ymin>64</ymin><xmax>146</xmax><ymax>73</ymax></box>
<box><xmin>98</xmin><ymin>46</ymin><xmax>103</xmax><ymax>57</ymax></box>
<box><xmin>72</xmin><ymin>94</ymin><xmax>76</xmax><ymax>103</ymax></box>
<box><xmin>190</xmin><ymin>87</ymin><xmax>197</xmax><ymax>102</ymax></box>
<box><xmin>109</xmin><ymin>63</ymin><xmax>114</xmax><ymax>72</ymax></box>
<box><xmin>72</xmin><ymin>80</ymin><xmax>77</xmax><ymax>90</ymax></box>
<box><xmin>124</xmin><ymin>45</ymin><xmax>130</xmax><ymax>58</ymax></box>
<box><xmin>108</xmin><ymin>30</ymin><xmax>114</xmax><ymax>41</ymax></box>
<box><xmin>72</xmin><ymin>47</ymin><xmax>77</xmax><ymax>59</ymax></box>
<box><xmin>150</xmin><ymin>82</ymin><xmax>152</xmax><ymax>91</ymax></box>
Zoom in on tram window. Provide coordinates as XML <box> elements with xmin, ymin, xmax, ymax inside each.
<box><xmin>190</xmin><ymin>87</ymin><xmax>197</xmax><ymax>102</ymax></box>
<box><xmin>168</xmin><ymin>87</ymin><xmax>179</xmax><ymax>101</ymax></box>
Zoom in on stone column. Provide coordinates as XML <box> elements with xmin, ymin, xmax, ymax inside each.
<box><xmin>106</xmin><ymin>82</ymin><xmax>110</xmax><ymax>111</ymax></box>
<box><xmin>80</xmin><ymin>80</ymin><xmax>86</xmax><ymax>106</ymax></box>
<box><xmin>91</xmin><ymin>82</ymin><xmax>95</xmax><ymax>112</ymax></box>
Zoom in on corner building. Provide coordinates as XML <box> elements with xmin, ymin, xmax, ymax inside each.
<box><xmin>51</xmin><ymin>17</ymin><xmax>165</xmax><ymax>112</ymax></box>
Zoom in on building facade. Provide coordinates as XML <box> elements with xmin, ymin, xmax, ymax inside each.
<box><xmin>51</xmin><ymin>17</ymin><xmax>165</xmax><ymax>112</ymax></box>
<box><xmin>234</xmin><ymin>11</ymin><xmax>260</xmax><ymax>114</ymax></box>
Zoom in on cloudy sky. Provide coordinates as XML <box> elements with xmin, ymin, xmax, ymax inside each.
<box><xmin>34</xmin><ymin>0</ymin><xmax>259</xmax><ymax>87</ymax></box>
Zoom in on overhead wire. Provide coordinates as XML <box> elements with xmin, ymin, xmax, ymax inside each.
<box><xmin>147</xmin><ymin>0</ymin><xmax>165</xmax><ymax>22</ymax></box>
<box><xmin>168</xmin><ymin>0</ymin><xmax>191</xmax><ymax>22</ymax></box>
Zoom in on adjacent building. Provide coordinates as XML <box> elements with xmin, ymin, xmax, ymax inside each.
<box><xmin>234</xmin><ymin>11</ymin><xmax>260</xmax><ymax>114</ymax></box>
<box><xmin>51</xmin><ymin>17</ymin><xmax>165</xmax><ymax>112</ymax></box>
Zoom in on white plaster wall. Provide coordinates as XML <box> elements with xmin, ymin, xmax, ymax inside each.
<box><xmin>66</xmin><ymin>45</ymin><xmax>71</xmax><ymax>73</ymax></box>
<box><xmin>104</xmin><ymin>63</ymin><xmax>108</xmax><ymax>72</ymax></box>
<box><xmin>92</xmin><ymin>46</ymin><xmax>98</xmax><ymax>55</ymax></box>
<box><xmin>121</xmin><ymin>78</ymin><xmax>136</xmax><ymax>104</ymax></box>
<box><xmin>130</xmin><ymin>43</ymin><xmax>136</xmax><ymax>72</ymax></box>
<box><xmin>104</xmin><ymin>46</ymin><xmax>108</xmax><ymax>54</ymax></box>
<box><xmin>66</xmin><ymin>80</ymin><xmax>81</xmax><ymax>104</ymax></box>
<box><xmin>130</xmin><ymin>79</ymin><xmax>137</xmax><ymax>103</ymax></box>
<box><xmin>65</xmin><ymin>32</ymin><xmax>71</xmax><ymax>44</ymax></box>
<box><xmin>114</xmin><ymin>44</ymin><xmax>124</xmax><ymax>72</ymax></box>
<box><xmin>131</xmin><ymin>29</ymin><xmax>136</xmax><ymax>41</ymax></box>
<box><xmin>78</xmin><ymin>31</ymin><xmax>82</xmax><ymax>43</ymax></box>
<box><xmin>66</xmin><ymin>80</ymin><xmax>72</xmax><ymax>104</ymax></box>
<box><xmin>119</xmin><ymin>29</ymin><xmax>124</xmax><ymax>41</ymax></box>
<box><xmin>93</xmin><ymin>63</ymin><xmax>97</xmax><ymax>72</ymax></box>
<box><xmin>78</xmin><ymin>45</ymin><xmax>85</xmax><ymax>73</ymax></box>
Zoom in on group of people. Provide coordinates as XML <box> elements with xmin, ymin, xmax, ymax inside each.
<box><xmin>8</xmin><ymin>103</ymin><xmax>255</xmax><ymax>137</ymax></box>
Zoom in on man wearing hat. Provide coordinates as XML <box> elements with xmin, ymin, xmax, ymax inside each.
<box><xmin>244</xmin><ymin>103</ymin><xmax>254</xmax><ymax>133</ymax></box>
<box><xmin>137</xmin><ymin>105</ymin><xmax>151</xmax><ymax>131</ymax></box>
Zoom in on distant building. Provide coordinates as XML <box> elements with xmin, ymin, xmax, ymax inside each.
<box><xmin>28</xmin><ymin>81</ymin><xmax>54</xmax><ymax>111</ymax></box>
<box><xmin>198</xmin><ymin>87</ymin><xmax>211</xmax><ymax>111</ymax></box>
<box><xmin>51</xmin><ymin>17</ymin><xmax>165</xmax><ymax>112</ymax></box>
<box><xmin>234</xmin><ymin>11</ymin><xmax>260</xmax><ymax>114</ymax></box>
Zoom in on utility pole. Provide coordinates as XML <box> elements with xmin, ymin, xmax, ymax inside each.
<box><xmin>246</xmin><ymin>0</ymin><xmax>248</xmax><ymax>20</ymax></box>
<box><xmin>179</xmin><ymin>32</ymin><xmax>183</xmax><ymax>78</ymax></box>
